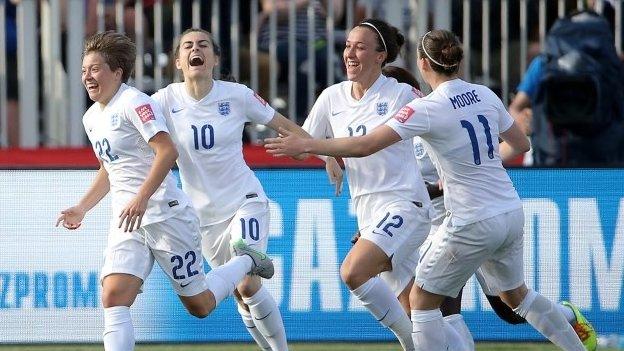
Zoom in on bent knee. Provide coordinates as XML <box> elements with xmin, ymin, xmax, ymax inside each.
<box><xmin>187</xmin><ymin>305</ymin><xmax>211</xmax><ymax>319</ymax></box>
<box><xmin>340</xmin><ymin>264</ymin><xmax>369</xmax><ymax>289</ymax></box>
<box><xmin>101</xmin><ymin>289</ymin><xmax>135</xmax><ymax>308</ymax></box>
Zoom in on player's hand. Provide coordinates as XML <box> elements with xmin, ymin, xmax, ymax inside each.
<box><xmin>325</xmin><ymin>157</ymin><xmax>343</xmax><ymax>196</ymax></box>
<box><xmin>56</xmin><ymin>206</ymin><xmax>86</xmax><ymax>230</ymax></box>
<box><xmin>264</xmin><ymin>128</ymin><xmax>308</xmax><ymax>158</ymax></box>
<box><xmin>118</xmin><ymin>195</ymin><xmax>148</xmax><ymax>232</ymax></box>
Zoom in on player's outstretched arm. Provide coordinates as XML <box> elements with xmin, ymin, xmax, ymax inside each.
<box><xmin>266</xmin><ymin>112</ymin><xmax>314</xmax><ymax>160</ymax></box>
<box><xmin>118</xmin><ymin>131</ymin><xmax>177</xmax><ymax>232</ymax></box>
<box><xmin>56</xmin><ymin>162</ymin><xmax>110</xmax><ymax>230</ymax></box>
<box><xmin>265</xmin><ymin>125</ymin><xmax>401</xmax><ymax>158</ymax></box>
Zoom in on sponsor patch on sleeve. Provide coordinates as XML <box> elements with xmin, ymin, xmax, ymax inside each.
<box><xmin>135</xmin><ymin>104</ymin><xmax>156</xmax><ymax>124</ymax></box>
<box><xmin>253</xmin><ymin>92</ymin><xmax>267</xmax><ymax>107</ymax></box>
<box><xmin>394</xmin><ymin>106</ymin><xmax>415</xmax><ymax>123</ymax></box>
<box><xmin>412</xmin><ymin>87</ymin><xmax>425</xmax><ymax>98</ymax></box>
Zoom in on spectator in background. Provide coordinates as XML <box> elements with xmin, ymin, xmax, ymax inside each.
<box><xmin>258</xmin><ymin>0</ymin><xmax>344</xmax><ymax>123</ymax></box>
<box><xmin>509</xmin><ymin>10</ymin><xmax>624</xmax><ymax>166</ymax></box>
<box><xmin>5</xmin><ymin>0</ymin><xmax>18</xmax><ymax>147</ymax></box>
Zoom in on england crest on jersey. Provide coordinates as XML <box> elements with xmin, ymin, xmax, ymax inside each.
<box><xmin>110</xmin><ymin>113</ymin><xmax>122</xmax><ymax>129</ymax></box>
<box><xmin>376</xmin><ymin>102</ymin><xmax>388</xmax><ymax>116</ymax></box>
<box><xmin>414</xmin><ymin>141</ymin><xmax>425</xmax><ymax>159</ymax></box>
<box><xmin>218</xmin><ymin>101</ymin><xmax>231</xmax><ymax>116</ymax></box>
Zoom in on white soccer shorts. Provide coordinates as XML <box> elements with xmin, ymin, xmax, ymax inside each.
<box><xmin>415</xmin><ymin>208</ymin><xmax>525</xmax><ymax>297</ymax></box>
<box><xmin>359</xmin><ymin>200</ymin><xmax>431</xmax><ymax>296</ymax></box>
<box><xmin>100</xmin><ymin>206</ymin><xmax>208</xmax><ymax>297</ymax></box>
<box><xmin>200</xmin><ymin>199</ymin><xmax>269</xmax><ymax>268</ymax></box>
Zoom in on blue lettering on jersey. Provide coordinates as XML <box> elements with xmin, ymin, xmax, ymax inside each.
<box><xmin>376</xmin><ymin>102</ymin><xmax>388</xmax><ymax>116</ymax></box>
<box><xmin>218</xmin><ymin>101</ymin><xmax>231</xmax><ymax>116</ymax></box>
<box><xmin>449</xmin><ymin>90</ymin><xmax>481</xmax><ymax>109</ymax></box>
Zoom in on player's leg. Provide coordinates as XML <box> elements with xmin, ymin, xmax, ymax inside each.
<box><xmin>100</xmin><ymin>226</ymin><xmax>154</xmax><ymax>351</ymax></box>
<box><xmin>234</xmin><ymin>290</ymin><xmax>272</xmax><ymax>350</ymax></box>
<box><xmin>149</xmin><ymin>207</ymin><xmax>271</xmax><ymax>318</ymax></box>
<box><xmin>201</xmin><ymin>216</ymin><xmax>273</xmax><ymax>348</ymax></box>
<box><xmin>417</xmin><ymin>222</ymin><xmax>474</xmax><ymax>350</ymax></box>
<box><xmin>347</xmin><ymin>201</ymin><xmax>429</xmax><ymax>351</ymax></box>
<box><xmin>233</xmin><ymin>201</ymin><xmax>288</xmax><ymax>351</ymax></box>
<box><xmin>481</xmin><ymin>209</ymin><xmax>586</xmax><ymax>351</ymax></box>
<box><xmin>411</xmin><ymin>216</ymin><xmax>486</xmax><ymax>351</ymax></box>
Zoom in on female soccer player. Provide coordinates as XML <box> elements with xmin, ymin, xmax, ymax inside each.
<box><xmin>151</xmin><ymin>28</ymin><xmax>319</xmax><ymax>351</ymax></box>
<box><xmin>57</xmin><ymin>31</ymin><xmax>273</xmax><ymax>351</ymax></box>
<box><xmin>296</xmin><ymin>19</ymin><xmax>434</xmax><ymax>351</ymax></box>
<box><xmin>265</xmin><ymin>29</ymin><xmax>595</xmax><ymax>351</ymax></box>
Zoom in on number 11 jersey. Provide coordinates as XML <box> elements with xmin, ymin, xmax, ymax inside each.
<box><xmin>386</xmin><ymin>79</ymin><xmax>522</xmax><ymax>226</ymax></box>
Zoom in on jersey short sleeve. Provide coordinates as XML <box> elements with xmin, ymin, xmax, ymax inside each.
<box><xmin>244</xmin><ymin>88</ymin><xmax>275</xmax><ymax>125</ymax></box>
<box><xmin>495</xmin><ymin>95</ymin><xmax>515</xmax><ymax>133</ymax></box>
<box><xmin>125</xmin><ymin>96</ymin><xmax>169</xmax><ymax>143</ymax></box>
<box><xmin>303</xmin><ymin>90</ymin><xmax>333</xmax><ymax>139</ymax></box>
<box><xmin>385</xmin><ymin>100</ymin><xmax>430</xmax><ymax>140</ymax></box>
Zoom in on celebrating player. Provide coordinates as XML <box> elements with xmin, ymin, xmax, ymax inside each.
<box><xmin>265</xmin><ymin>29</ymin><xmax>596</xmax><ymax>351</ymax></box>
<box><xmin>57</xmin><ymin>31</ymin><xmax>274</xmax><ymax>351</ymax></box>
<box><xmin>296</xmin><ymin>19</ymin><xmax>435</xmax><ymax>351</ymax></box>
<box><xmin>151</xmin><ymin>28</ymin><xmax>317</xmax><ymax>351</ymax></box>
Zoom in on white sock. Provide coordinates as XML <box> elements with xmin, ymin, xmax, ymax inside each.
<box><xmin>444</xmin><ymin>314</ymin><xmax>474</xmax><ymax>351</ymax></box>
<box><xmin>513</xmin><ymin>290</ymin><xmax>585</xmax><ymax>351</ymax></box>
<box><xmin>237</xmin><ymin>304</ymin><xmax>272</xmax><ymax>350</ymax></box>
<box><xmin>103</xmin><ymin>306</ymin><xmax>134</xmax><ymax>351</ymax></box>
<box><xmin>205</xmin><ymin>255</ymin><xmax>253</xmax><ymax>305</ymax></box>
<box><xmin>352</xmin><ymin>277</ymin><xmax>415</xmax><ymax>351</ymax></box>
<box><xmin>411</xmin><ymin>309</ymin><xmax>468</xmax><ymax>351</ymax></box>
<box><xmin>557</xmin><ymin>303</ymin><xmax>577</xmax><ymax>325</ymax></box>
<box><xmin>242</xmin><ymin>286</ymin><xmax>289</xmax><ymax>351</ymax></box>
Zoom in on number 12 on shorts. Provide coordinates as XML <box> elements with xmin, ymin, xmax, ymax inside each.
<box><xmin>375</xmin><ymin>212</ymin><xmax>404</xmax><ymax>237</ymax></box>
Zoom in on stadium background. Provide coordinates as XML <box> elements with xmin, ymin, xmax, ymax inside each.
<box><xmin>0</xmin><ymin>167</ymin><xmax>622</xmax><ymax>344</ymax></box>
<box><xmin>1</xmin><ymin>0</ymin><xmax>624</xmax><ymax>348</ymax></box>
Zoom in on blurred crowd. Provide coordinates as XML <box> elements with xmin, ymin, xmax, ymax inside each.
<box><xmin>3</xmin><ymin>0</ymin><xmax>624</xmax><ymax>166</ymax></box>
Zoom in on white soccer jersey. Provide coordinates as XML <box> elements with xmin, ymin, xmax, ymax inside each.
<box><xmin>152</xmin><ymin>81</ymin><xmax>274</xmax><ymax>226</ymax></box>
<box><xmin>413</xmin><ymin>137</ymin><xmax>445</xmax><ymax>223</ymax></box>
<box><xmin>387</xmin><ymin>79</ymin><xmax>522</xmax><ymax>226</ymax></box>
<box><xmin>304</xmin><ymin>74</ymin><xmax>430</xmax><ymax>226</ymax></box>
<box><xmin>82</xmin><ymin>83</ymin><xmax>189</xmax><ymax>226</ymax></box>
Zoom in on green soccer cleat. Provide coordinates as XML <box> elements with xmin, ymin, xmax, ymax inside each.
<box><xmin>562</xmin><ymin>301</ymin><xmax>597</xmax><ymax>351</ymax></box>
<box><xmin>231</xmin><ymin>239</ymin><xmax>275</xmax><ymax>279</ymax></box>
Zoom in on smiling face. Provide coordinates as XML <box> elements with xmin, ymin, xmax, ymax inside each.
<box><xmin>343</xmin><ymin>26</ymin><xmax>386</xmax><ymax>83</ymax></box>
<box><xmin>81</xmin><ymin>51</ymin><xmax>123</xmax><ymax>105</ymax></box>
<box><xmin>175</xmin><ymin>31</ymin><xmax>219</xmax><ymax>81</ymax></box>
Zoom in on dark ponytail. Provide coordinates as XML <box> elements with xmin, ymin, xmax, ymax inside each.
<box><xmin>418</xmin><ymin>29</ymin><xmax>463</xmax><ymax>75</ymax></box>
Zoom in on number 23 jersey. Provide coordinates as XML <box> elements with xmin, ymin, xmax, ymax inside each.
<box><xmin>386</xmin><ymin>79</ymin><xmax>522</xmax><ymax>226</ymax></box>
<box><xmin>152</xmin><ymin>81</ymin><xmax>275</xmax><ymax>226</ymax></box>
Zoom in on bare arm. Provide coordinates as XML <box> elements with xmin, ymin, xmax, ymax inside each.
<box><xmin>508</xmin><ymin>92</ymin><xmax>533</xmax><ymax>135</ymax></box>
<box><xmin>265</xmin><ymin>125</ymin><xmax>402</xmax><ymax>158</ymax></box>
<box><xmin>266</xmin><ymin>112</ymin><xmax>313</xmax><ymax>160</ymax></box>
<box><xmin>118</xmin><ymin>131</ymin><xmax>178</xmax><ymax>232</ymax></box>
<box><xmin>499</xmin><ymin>121</ymin><xmax>531</xmax><ymax>161</ymax></box>
<box><xmin>56</xmin><ymin>162</ymin><xmax>110</xmax><ymax>229</ymax></box>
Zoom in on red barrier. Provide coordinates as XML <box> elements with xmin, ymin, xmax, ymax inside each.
<box><xmin>0</xmin><ymin>145</ymin><xmax>325</xmax><ymax>169</ymax></box>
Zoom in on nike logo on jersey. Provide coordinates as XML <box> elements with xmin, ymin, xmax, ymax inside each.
<box><xmin>171</xmin><ymin>107</ymin><xmax>185</xmax><ymax>114</ymax></box>
<box><xmin>180</xmin><ymin>282</ymin><xmax>191</xmax><ymax>288</ymax></box>
<box><xmin>371</xmin><ymin>230</ymin><xmax>391</xmax><ymax>237</ymax></box>
<box><xmin>331</xmin><ymin>110</ymin><xmax>345</xmax><ymax>116</ymax></box>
